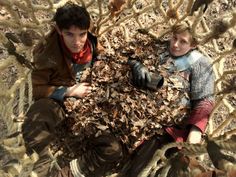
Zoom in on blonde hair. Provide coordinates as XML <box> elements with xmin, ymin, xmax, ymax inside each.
<box><xmin>171</xmin><ymin>21</ymin><xmax>198</xmax><ymax>46</ymax></box>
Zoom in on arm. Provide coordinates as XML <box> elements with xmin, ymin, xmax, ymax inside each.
<box><xmin>187</xmin><ymin>99</ymin><xmax>214</xmax><ymax>144</ymax></box>
<box><xmin>128</xmin><ymin>60</ymin><xmax>151</xmax><ymax>88</ymax></box>
<box><xmin>32</xmin><ymin>31</ymin><xmax>97</xmax><ymax>101</ymax></box>
<box><xmin>31</xmin><ymin>32</ymin><xmax>65</xmax><ymax>100</ymax></box>
<box><xmin>32</xmin><ymin>68</ymin><xmax>59</xmax><ymax>100</ymax></box>
<box><xmin>32</xmin><ymin>68</ymin><xmax>92</xmax><ymax>101</ymax></box>
<box><xmin>187</xmin><ymin>57</ymin><xmax>215</xmax><ymax>143</ymax></box>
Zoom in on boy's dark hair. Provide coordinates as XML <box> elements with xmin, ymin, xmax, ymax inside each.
<box><xmin>53</xmin><ymin>2</ymin><xmax>90</xmax><ymax>30</ymax></box>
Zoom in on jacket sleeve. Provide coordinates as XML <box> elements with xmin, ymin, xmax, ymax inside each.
<box><xmin>32</xmin><ymin>68</ymin><xmax>58</xmax><ymax>100</ymax></box>
<box><xmin>32</xmin><ymin>34</ymin><xmax>70</xmax><ymax>101</ymax></box>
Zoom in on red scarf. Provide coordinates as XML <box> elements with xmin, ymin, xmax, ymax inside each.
<box><xmin>62</xmin><ymin>37</ymin><xmax>93</xmax><ymax>64</ymax></box>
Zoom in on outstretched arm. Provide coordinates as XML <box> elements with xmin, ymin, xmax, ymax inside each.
<box><xmin>187</xmin><ymin>57</ymin><xmax>215</xmax><ymax>143</ymax></box>
<box><xmin>187</xmin><ymin>99</ymin><xmax>214</xmax><ymax>143</ymax></box>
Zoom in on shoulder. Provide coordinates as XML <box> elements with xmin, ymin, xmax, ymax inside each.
<box><xmin>189</xmin><ymin>51</ymin><xmax>215</xmax><ymax>81</ymax></box>
<box><xmin>87</xmin><ymin>32</ymin><xmax>97</xmax><ymax>44</ymax></box>
<box><xmin>33</xmin><ymin>29</ymin><xmax>58</xmax><ymax>55</ymax></box>
<box><xmin>87</xmin><ymin>32</ymin><xmax>105</xmax><ymax>55</ymax></box>
<box><xmin>189</xmin><ymin>50</ymin><xmax>212</xmax><ymax>68</ymax></box>
<box><xmin>33</xmin><ymin>30</ymin><xmax>61</xmax><ymax>68</ymax></box>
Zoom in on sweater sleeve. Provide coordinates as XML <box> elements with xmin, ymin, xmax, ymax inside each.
<box><xmin>187</xmin><ymin>99</ymin><xmax>214</xmax><ymax>133</ymax></box>
<box><xmin>190</xmin><ymin>57</ymin><xmax>215</xmax><ymax>100</ymax></box>
<box><xmin>188</xmin><ymin>56</ymin><xmax>215</xmax><ymax>132</ymax></box>
<box><xmin>165</xmin><ymin>99</ymin><xmax>214</xmax><ymax>142</ymax></box>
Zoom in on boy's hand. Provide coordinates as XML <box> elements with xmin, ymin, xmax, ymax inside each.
<box><xmin>187</xmin><ymin>126</ymin><xmax>202</xmax><ymax>144</ymax></box>
<box><xmin>128</xmin><ymin>60</ymin><xmax>151</xmax><ymax>88</ymax></box>
<box><xmin>66</xmin><ymin>83</ymin><xmax>92</xmax><ymax>98</ymax></box>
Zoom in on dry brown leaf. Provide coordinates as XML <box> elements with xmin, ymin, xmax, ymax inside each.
<box><xmin>108</xmin><ymin>0</ymin><xmax>127</xmax><ymax>17</ymax></box>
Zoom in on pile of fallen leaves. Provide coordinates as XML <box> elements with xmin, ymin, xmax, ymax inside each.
<box><xmin>62</xmin><ymin>39</ymin><xmax>190</xmax><ymax>152</ymax></box>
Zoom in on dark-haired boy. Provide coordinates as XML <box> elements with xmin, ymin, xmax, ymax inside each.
<box><xmin>22</xmin><ymin>3</ymin><xmax>124</xmax><ymax>177</ymax></box>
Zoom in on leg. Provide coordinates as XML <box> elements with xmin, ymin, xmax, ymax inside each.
<box><xmin>76</xmin><ymin>134</ymin><xmax>125</xmax><ymax>177</ymax></box>
<box><xmin>120</xmin><ymin>134</ymin><xmax>173</xmax><ymax>177</ymax></box>
<box><xmin>22</xmin><ymin>98</ymin><xmax>66</xmax><ymax>177</ymax></box>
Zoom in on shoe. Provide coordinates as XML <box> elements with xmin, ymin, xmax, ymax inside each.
<box><xmin>70</xmin><ymin>159</ymin><xmax>86</xmax><ymax>177</ymax></box>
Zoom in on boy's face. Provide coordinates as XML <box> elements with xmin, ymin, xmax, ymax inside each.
<box><xmin>169</xmin><ymin>31</ymin><xmax>196</xmax><ymax>57</ymax></box>
<box><xmin>58</xmin><ymin>26</ymin><xmax>88</xmax><ymax>53</ymax></box>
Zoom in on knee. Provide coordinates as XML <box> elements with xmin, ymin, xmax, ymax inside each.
<box><xmin>28</xmin><ymin>98</ymin><xmax>62</xmax><ymax>113</ymax></box>
<box><xmin>94</xmin><ymin>134</ymin><xmax>124</xmax><ymax>162</ymax></box>
<box><xmin>25</xmin><ymin>98</ymin><xmax>65</xmax><ymax>123</ymax></box>
<box><xmin>106</xmin><ymin>138</ymin><xmax>123</xmax><ymax>160</ymax></box>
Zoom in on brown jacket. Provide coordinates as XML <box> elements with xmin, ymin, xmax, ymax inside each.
<box><xmin>32</xmin><ymin>29</ymin><xmax>98</xmax><ymax>100</ymax></box>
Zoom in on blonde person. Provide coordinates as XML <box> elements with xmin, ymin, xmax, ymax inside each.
<box><xmin>124</xmin><ymin>22</ymin><xmax>215</xmax><ymax>176</ymax></box>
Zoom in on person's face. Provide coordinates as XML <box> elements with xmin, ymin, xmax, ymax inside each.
<box><xmin>58</xmin><ymin>26</ymin><xmax>88</xmax><ymax>53</ymax></box>
<box><xmin>169</xmin><ymin>31</ymin><xmax>196</xmax><ymax>57</ymax></box>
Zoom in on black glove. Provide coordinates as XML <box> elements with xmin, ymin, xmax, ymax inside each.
<box><xmin>146</xmin><ymin>73</ymin><xmax>164</xmax><ymax>90</ymax></box>
<box><xmin>128</xmin><ymin>60</ymin><xmax>151</xmax><ymax>88</ymax></box>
